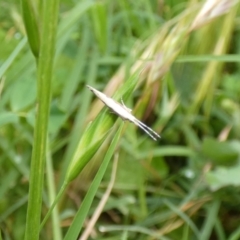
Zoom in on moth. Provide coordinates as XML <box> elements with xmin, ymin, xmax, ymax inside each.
<box><xmin>87</xmin><ymin>85</ymin><xmax>160</xmax><ymax>141</ymax></box>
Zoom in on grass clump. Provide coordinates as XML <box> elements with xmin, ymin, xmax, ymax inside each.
<box><xmin>0</xmin><ymin>0</ymin><xmax>240</xmax><ymax>239</ymax></box>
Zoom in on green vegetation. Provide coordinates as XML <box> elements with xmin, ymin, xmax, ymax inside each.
<box><xmin>0</xmin><ymin>0</ymin><xmax>240</xmax><ymax>239</ymax></box>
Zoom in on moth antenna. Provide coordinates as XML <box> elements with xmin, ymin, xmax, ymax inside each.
<box><xmin>133</xmin><ymin>119</ymin><xmax>157</xmax><ymax>141</ymax></box>
<box><xmin>134</xmin><ymin>118</ymin><xmax>161</xmax><ymax>139</ymax></box>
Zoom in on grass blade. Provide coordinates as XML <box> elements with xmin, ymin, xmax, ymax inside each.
<box><xmin>64</xmin><ymin>123</ymin><xmax>124</xmax><ymax>240</ymax></box>
<box><xmin>24</xmin><ymin>0</ymin><xmax>59</xmax><ymax>239</ymax></box>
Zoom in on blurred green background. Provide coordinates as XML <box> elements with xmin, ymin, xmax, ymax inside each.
<box><xmin>1</xmin><ymin>0</ymin><xmax>240</xmax><ymax>239</ymax></box>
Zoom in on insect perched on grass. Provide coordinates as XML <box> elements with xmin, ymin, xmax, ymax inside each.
<box><xmin>87</xmin><ymin>85</ymin><xmax>160</xmax><ymax>141</ymax></box>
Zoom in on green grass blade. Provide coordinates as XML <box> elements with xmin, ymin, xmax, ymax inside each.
<box><xmin>0</xmin><ymin>38</ymin><xmax>27</xmax><ymax>79</ymax></box>
<box><xmin>59</xmin><ymin>28</ymin><xmax>91</xmax><ymax>111</ymax></box>
<box><xmin>46</xmin><ymin>143</ymin><xmax>62</xmax><ymax>240</ymax></box>
<box><xmin>200</xmin><ymin>200</ymin><xmax>220</xmax><ymax>240</ymax></box>
<box><xmin>176</xmin><ymin>54</ymin><xmax>240</xmax><ymax>63</ymax></box>
<box><xmin>40</xmin><ymin>182</ymin><xmax>68</xmax><ymax>231</ymax></box>
<box><xmin>59</xmin><ymin>49</ymin><xmax>98</xmax><ymax>185</ymax></box>
<box><xmin>98</xmin><ymin>225</ymin><xmax>170</xmax><ymax>240</ymax></box>
<box><xmin>24</xmin><ymin>0</ymin><xmax>59</xmax><ymax>239</ymax></box>
<box><xmin>21</xmin><ymin>0</ymin><xmax>40</xmax><ymax>58</ymax></box>
<box><xmin>63</xmin><ymin>123</ymin><xmax>124</xmax><ymax>240</ymax></box>
<box><xmin>229</xmin><ymin>226</ymin><xmax>240</xmax><ymax>240</ymax></box>
<box><xmin>58</xmin><ymin>0</ymin><xmax>94</xmax><ymax>37</ymax></box>
<box><xmin>0</xmin><ymin>196</ymin><xmax>28</xmax><ymax>224</ymax></box>
<box><xmin>214</xmin><ymin>218</ymin><xmax>226</xmax><ymax>240</ymax></box>
<box><xmin>90</xmin><ymin>2</ymin><xmax>107</xmax><ymax>53</ymax></box>
<box><xmin>163</xmin><ymin>199</ymin><xmax>201</xmax><ymax>239</ymax></box>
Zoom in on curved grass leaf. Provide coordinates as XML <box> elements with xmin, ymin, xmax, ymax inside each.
<box><xmin>64</xmin><ymin>123</ymin><xmax>124</xmax><ymax>240</ymax></box>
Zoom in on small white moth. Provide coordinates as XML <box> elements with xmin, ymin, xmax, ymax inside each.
<box><xmin>87</xmin><ymin>85</ymin><xmax>160</xmax><ymax>141</ymax></box>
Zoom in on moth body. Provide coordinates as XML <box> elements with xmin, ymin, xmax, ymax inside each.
<box><xmin>87</xmin><ymin>85</ymin><xmax>160</xmax><ymax>141</ymax></box>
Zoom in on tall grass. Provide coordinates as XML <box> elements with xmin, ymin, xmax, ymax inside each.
<box><xmin>0</xmin><ymin>0</ymin><xmax>240</xmax><ymax>239</ymax></box>
<box><xmin>21</xmin><ymin>0</ymin><xmax>60</xmax><ymax>239</ymax></box>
